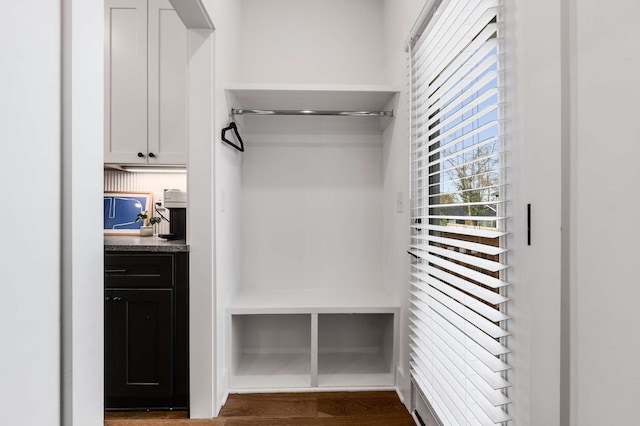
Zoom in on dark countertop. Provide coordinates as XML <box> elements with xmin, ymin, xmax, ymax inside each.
<box><xmin>104</xmin><ymin>235</ymin><xmax>189</xmax><ymax>252</ymax></box>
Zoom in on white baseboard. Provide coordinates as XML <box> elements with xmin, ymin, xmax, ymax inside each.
<box><xmin>217</xmin><ymin>390</ymin><xmax>229</xmax><ymax>414</ymax></box>
<box><xmin>395</xmin><ymin>367</ymin><xmax>406</xmax><ymax>404</ymax></box>
<box><xmin>215</xmin><ymin>368</ymin><xmax>230</xmax><ymax>416</ymax></box>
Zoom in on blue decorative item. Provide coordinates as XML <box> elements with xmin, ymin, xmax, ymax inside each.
<box><xmin>103</xmin><ymin>192</ymin><xmax>152</xmax><ymax>235</ymax></box>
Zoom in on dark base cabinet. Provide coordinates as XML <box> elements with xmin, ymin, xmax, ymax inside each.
<box><xmin>105</xmin><ymin>251</ymin><xmax>189</xmax><ymax>410</ymax></box>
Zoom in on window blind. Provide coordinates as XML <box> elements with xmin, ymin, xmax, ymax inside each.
<box><xmin>408</xmin><ymin>0</ymin><xmax>510</xmax><ymax>425</ymax></box>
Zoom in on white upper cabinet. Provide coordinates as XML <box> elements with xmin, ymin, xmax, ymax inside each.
<box><xmin>105</xmin><ymin>0</ymin><xmax>188</xmax><ymax>165</ymax></box>
<box><xmin>105</xmin><ymin>0</ymin><xmax>147</xmax><ymax>164</ymax></box>
<box><xmin>148</xmin><ymin>0</ymin><xmax>188</xmax><ymax>165</ymax></box>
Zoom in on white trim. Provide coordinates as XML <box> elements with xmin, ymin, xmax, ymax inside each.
<box><xmin>228</xmin><ymin>386</ymin><xmax>399</xmax><ymax>394</ymax></box>
<box><xmin>187</xmin><ymin>27</ymin><xmax>216</xmax><ymax>418</ymax></box>
<box><xmin>404</xmin><ymin>0</ymin><xmax>443</xmax><ymax>52</ymax></box>
<box><xmin>168</xmin><ymin>0</ymin><xmax>214</xmax><ymax>30</ymax></box>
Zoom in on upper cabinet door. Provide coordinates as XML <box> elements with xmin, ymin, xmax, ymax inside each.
<box><xmin>148</xmin><ymin>0</ymin><xmax>188</xmax><ymax>165</ymax></box>
<box><xmin>104</xmin><ymin>0</ymin><xmax>148</xmax><ymax>164</ymax></box>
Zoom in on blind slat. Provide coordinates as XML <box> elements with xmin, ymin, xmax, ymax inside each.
<box><xmin>412</xmin><ymin>215</ymin><xmax>505</xmax><ymax>222</ymax></box>
<box><xmin>410</xmin><ymin>299</ymin><xmax>511</xmax><ymax>373</ymax></box>
<box><xmin>410</xmin><ymin>223</ymin><xmax>506</xmax><ymax>239</ymax></box>
<box><xmin>411</xmin><ymin>342</ymin><xmax>510</xmax><ymax>424</ymax></box>
<box><xmin>410</xmin><ymin>319</ymin><xmax>511</xmax><ymax>390</ymax></box>
<box><xmin>422</xmin><ymin>32</ymin><xmax>499</xmax><ymax>113</ymax></box>
<box><xmin>411</xmin><ymin>273</ymin><xmax>509</xmax><ymax>321</ymax></box>
<box><xmin>426</xmin><ymin>86</ymin><xmax>499</xmax><ymax>140</ymax></box>
<box><xmin>418</xmin><ymin>60</ymin><xmax>499</xmax><ymax>128</ymax></box>
<box><xmin>411</xmin><ymin>243</ymin><xmax>507</xmax><ymax>272</ymax></box>
<box><xmin>412</xmin><ymin>295</ymin><xmax>510</xmax><ymax>355</ymax></box>
<box><xmin>412</xmin><ymin>234</ymin><xmax>507</xmax><ymax>256</ymax></box>
<box><xmin>411</xmin><ymin>324</ymin><xmax>511</xmax><ymax>406</ymax></box>
<box><xmin>426</xmin><ymin>199</ymin><xmax>505</xmax><ymax>209</ymax></box>
<box><xmin>413</xmin><ymin>49</ymin><xmax>499</xmax><ymax>124</ymax></box>
<box><xmin>411</xmin><ymin>264</ymin><xmax>508</xmax><ymax>305</ymax></box>
<box><xmin>416</xmin><ymin>137</ymin><xmax>501</xmax><ymax>173</ymax></box>
<box><xmin>411</xmin><ymin>252</ymin><xmax>509</xmax><ymax>289</ymax></box>
<box><xmin>411</xmin><ymin>286</ymin><xmax>509</xmax><ymax>339</ymax></box>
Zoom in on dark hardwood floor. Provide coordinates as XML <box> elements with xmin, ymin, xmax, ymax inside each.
<box><xmin>104</xmin><ymin>391</ymin><xmax>415</xmax><ymax>425</ymax></box>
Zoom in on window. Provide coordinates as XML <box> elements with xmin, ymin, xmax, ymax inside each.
<box><xmin>408</xmin><ymin>0</ymin><xmax>511</xmax><ymax>424</ymax></box>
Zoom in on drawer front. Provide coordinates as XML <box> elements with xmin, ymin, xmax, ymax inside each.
<box><xmin>105</xmin><ymin>253</ymin><xmax>174</xmax><ymax>288</ymax></box>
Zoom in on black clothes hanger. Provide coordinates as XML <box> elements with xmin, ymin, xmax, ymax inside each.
<box><xmin>221</xmin><ymin>122</ymin><xmax>244</xmax><ymax>152</ymax></box>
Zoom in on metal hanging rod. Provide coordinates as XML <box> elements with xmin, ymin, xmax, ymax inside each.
<box><xmin>231</xmin><ymin>108</ymin><xmax>393</xmax><ymax>117</ymax></box>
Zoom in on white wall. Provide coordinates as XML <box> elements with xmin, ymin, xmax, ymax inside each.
<box><xmin>0</xmin><ymin>2</ymin><xmax>62</xmax><ymax>424</ymax></box>
<box><xmin>241</xmin><ymin>117</ymin><xmax>383</xmax><ymax>291</ymax></box>
<box><xmin>238</xmin><ymin>0</ymin><xmax>384</xmax><ymax>85</ymax></box>
<box><xmin>571</xmin><ymin>1</ymin><xmax>640</xmax><ymax>424</ymax></box>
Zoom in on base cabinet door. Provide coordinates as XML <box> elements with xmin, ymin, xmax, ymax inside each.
<box><xmin>104</xmin><ymin>251</ymin><xmax>189</xmax><ymax>410</ymax></box>
<box><xmin>106</xmin><ymin>289</ymin><xmax>174</xmax><ymax>399</ymax></box>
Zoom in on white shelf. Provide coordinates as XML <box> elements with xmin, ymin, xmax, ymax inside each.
<box><xmin>226</xmin><ymin>84</ymin><xmax>399</xmax><ymax>113</ymax></box>
<box><xmin>231</xmin><ymin>353</ymin><xmax>311</xmax><ymax>389</ymax></box>
<box><xmin>319</xmin><ymin>351</ymin><xmax>395</xmax><ymax>387</ymax></box>
<box><xmin>318</xmin><ymin>373</ymin><xmax>395</xmax><ymax>388</ymax></box>
<box><xmin>319</xmin><ymin>352</ymin><xmax>392</xmax><ymax>375</ymax></box>
<box><xmin>228</xmin><ymin>288</ymin><xmax>400</xmax><ymax>314</ymax></box>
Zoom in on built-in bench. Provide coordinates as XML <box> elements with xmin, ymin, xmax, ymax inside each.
<box><xmin>227</xmin><ymin>288</ymin><xmax>400</xmax><ymax>390</ymax></box>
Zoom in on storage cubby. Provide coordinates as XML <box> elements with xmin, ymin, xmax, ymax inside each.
<box><xmin>230</xmin><ymin>314</ymin><xmax>312</xmax><ymax>388</ymax></box>
<box><xmin>229</xmin><ymin>311</ymin><xmax>397</xmax><ymax>390</ymax></box>
<box><xmin>318</xmin><ymin>313</ymin><xmax>395</xmax><ymax>387</ymax></box>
